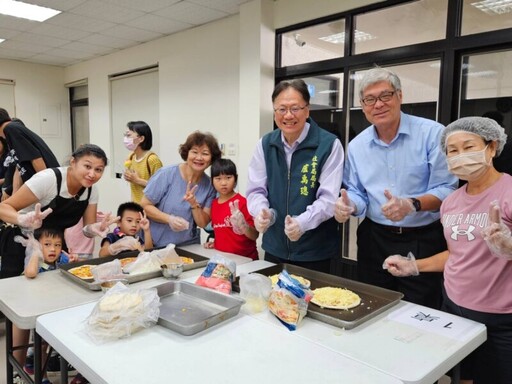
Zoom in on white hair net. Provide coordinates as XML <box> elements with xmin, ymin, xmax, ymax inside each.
<box><xmin>441</xmin><ymin>116</ymin><xmax>507</xmax><ymax>156</ymax></box>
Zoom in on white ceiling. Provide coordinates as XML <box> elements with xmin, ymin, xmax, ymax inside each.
<box><xmin>0</xmin><ymin>0</ymin><xmax>252</xmax><ymax>67</ymax></box>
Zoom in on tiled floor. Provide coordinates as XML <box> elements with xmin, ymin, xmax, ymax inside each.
<box><xmin>0</xmin><ymin>316</ymin><xmax>452</xmax><ymax>384</ymax></box>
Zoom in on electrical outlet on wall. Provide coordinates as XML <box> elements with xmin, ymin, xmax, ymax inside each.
<box><xmin>227</xmin><ymin>143</ymin><xmax>236</xmax><ymax>156</ymax></box>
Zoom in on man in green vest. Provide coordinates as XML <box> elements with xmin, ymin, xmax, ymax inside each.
<box><xmin>247</xmin><ymin>79</ymin><xmax>344</xmax><ymax>273</ymax></box>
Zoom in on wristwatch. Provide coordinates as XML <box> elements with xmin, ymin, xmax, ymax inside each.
<box><xmin>410</xmin><ymin>198</ymin><xmax>421</xmax><ymax>212</ymax></box>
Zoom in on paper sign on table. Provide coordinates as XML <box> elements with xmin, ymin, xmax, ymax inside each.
<box><xmin>387</xmin><ymin>304</ymin><xmax>481</xmax><ymax>341</ymax></box>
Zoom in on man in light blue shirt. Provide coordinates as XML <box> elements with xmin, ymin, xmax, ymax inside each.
<box><xmin>335</xmin><ymin>67</ymin><xmax>457</xmax><ymax>309</ymax></box>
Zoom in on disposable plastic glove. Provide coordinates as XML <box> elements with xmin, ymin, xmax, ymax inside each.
<box><xmin>17</xmin><ymin>203</ymin><xmax>52</xmax><ymax>230</ymax></box>
<box><xmin>482</xmin><ymin>201</ymin><xmax>512</xmax><ymax>260</ymax></box>
<box><xmin>382</xmin><ymin>252</ymin><xmax>419</xmax><ymax>276</ymax></box>
<box><xmin>183</xmin><ymin>182</ymin><xmax>199</xmax><ymax>207</ymax></box>
<box><xmin>108</xmin><ymin>236</ymin><xmax>141</xmax><ymax>255</ymax></box>
<box><xmin>334</xmin><ymin>189</ymin><xmax>355</xmax><ymax>223</ymax></box>
<box><xmin>284</xmin><ymin>215</ymin><xmax>304</xmax><ymax>242</ymax></box>
<box><xmin>381</xmin><ymin>190</ymin><xmax>415</xmax><ymax>222</ymax></box>
<box><xmin>254</xmin><ymin>208</ymin><xmax>276</xmax><ymax>234</ymax></box>
<box><xmin>168</xmin><ymin>214</ymin><xmax>189</xmax><ymax>232</ymax></box>
<box><xmin>229</xmin><ymin>199</ymin><xmax>249</xmax><ymax>235</ymax></box>
<box><xmin>14</xmin><ymin>232</ymin><xmax>43</xmax><ymax>267</ymax></box>
<box><xmin>83</xmin><ymin>213</ymin><xmax>119</xmax><ymax>238</ymax></box>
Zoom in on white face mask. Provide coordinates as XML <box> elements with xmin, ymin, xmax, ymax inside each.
<box><xmin>123</xmin><ymin>136</ymin><xmax>138</xmax><ymax>151</ymax></box>
<box><xmin>446</xmin><ymin>145</ymin><xmax>490</xmax><ymax>181</ymax></box>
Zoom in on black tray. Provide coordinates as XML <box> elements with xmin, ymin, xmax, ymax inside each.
<box><xmin>59</xmin><ymin>247</ymin><xmax>209</xmax><ymax>291</ymax></box>
<box><xmin>234</xmin><ymin>264</ymin><xmax>403</xmax><ymax>330</ymax></box>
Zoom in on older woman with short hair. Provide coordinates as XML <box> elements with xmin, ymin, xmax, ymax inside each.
<box><xmin>141</xmin><ymin>131</ymin><xmax>221</xmax><ymax>247</ymax></box>
<box><xmin>384</xmin><ymin>116</ymin><xmax>512</xmax><ymax>384</ymax></box>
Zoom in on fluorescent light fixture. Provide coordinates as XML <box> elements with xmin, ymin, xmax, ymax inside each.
<box><xmin>0</xmin><ymin>38</ymin><xmax>5</xmax><ymax>43</ymax></box>
<box><xmin>465</xmin><ymin>70</ymin><xmax>498</xmax><ymax>77</ymax></box>
<box><xmin>319</xmin><ymin>30</ymin><xmax>376</xmax><ymax>44</ymax></box>
<box><xmin>471</xmin><ymin>0</ymin><xmax>512</xmax><ymax>15</ymax></box>
<box><xmin>430</xmin><ymin>62</ymin><xmax>473</xmax><ymax>70</ymax></box>
<box><xmin>0</xmin><ymin>0</ymin><xmax>61</xmax><ymax>22</ymax></box>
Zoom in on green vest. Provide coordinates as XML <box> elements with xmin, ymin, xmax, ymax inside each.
<box><xmin>262</xmin><ymin>118</ymin><xmax>340</xmax><ymax>262</ymax></box>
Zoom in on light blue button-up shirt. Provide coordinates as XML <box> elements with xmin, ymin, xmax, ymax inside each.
<box><xmin>343</xmin><ymin>112</ymin><xmax>458</xmax><ymax>227</ymax></box>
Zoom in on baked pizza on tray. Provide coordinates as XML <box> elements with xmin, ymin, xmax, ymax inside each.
<box><xmin>68</xmin><ymin>265</ymin><xmax>94</xmax><ymax>280</ymax></box>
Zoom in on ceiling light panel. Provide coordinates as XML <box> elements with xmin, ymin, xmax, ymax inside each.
<box><xmin>0</xmin><ymin>0</ymin><xmax>61</xmax><ymax>22</ymax></box>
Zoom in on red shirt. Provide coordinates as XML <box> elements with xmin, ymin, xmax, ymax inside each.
<box><xmin>211</xmin><ymin>193</ymin><xmax>258</xmax><ymax>260</ymax></box>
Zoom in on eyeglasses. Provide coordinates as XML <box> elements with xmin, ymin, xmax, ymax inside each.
<box><xmin>361</xmin><ymin>91</ymin><xmax>396</xmax><ymax>106</ymax></box>
<box><xmin>273</xmin><ymin>105</ymin><xmax>308</xmax><ymax>116</ymax></box>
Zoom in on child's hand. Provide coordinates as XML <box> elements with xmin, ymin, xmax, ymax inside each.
<box><xmin>139</xmin><ymin>211</ymin><xmax>150</xmax><ymax>231</ymax></box>
<box><xmin>65</xmin><ymin>248</ymin><xmax>79</xmax><ymax>262</ymax></box>
<box><xmin>229</xmin><ymin>200</ymin><xmax>249</xmax><ymax>235</ymax></box>
<box><xmin>14</xmin><ymin>232</ymin><xmax>43</xmax><ymax>263</ymax></box>
<box><xmin>204</xmin><ymin>241</ymin><xmax>215</xmax><ymax>249</ymax></box>
<box><xmin>108</xmin><ymin>236</ymin><xmax>141</xmax><ymax>255</ymax></box>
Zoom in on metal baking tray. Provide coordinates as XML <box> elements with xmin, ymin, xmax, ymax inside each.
<box><xmin>59</xmin><ymin>247</ymin><xmax>209</xmax><ymax>291</ymax></box>
<box><xmin>156</xmin><ymin>281</ymin><xmax>245</xmax><ymax>336</ymax></box>
<box><xmin>233</xmin><ymin>264</ymin><xmax>403</xmax><ymax>330</ymax></box>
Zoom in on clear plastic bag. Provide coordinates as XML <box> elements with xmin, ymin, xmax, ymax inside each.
<box><xmin>85</xmin><ymin>283</ymin><xmax>161</xmax><ymax>343</ymax></box>
<box><xmin>153</xmin><ymin>243</ymin><xmax>182</xmax><ymax>264</ymax></box>
<box><xmin>195</xmin><ymin>254</ymin><xmax>236</xmax><ymax>294</ymax></box>
<box><xmin>239</xmin><ymin>273</ymin><xmax>272</xmax><ymax>313</ymax></box>
<box><xmin>91</xmin><ymin>259</ymin><xmax>125</xmax><ymax>283</ymax></box>
<box><xmin>123</xmin><ymin>251</ymin><xmax>161</xmax><ymax>275</ymax></box>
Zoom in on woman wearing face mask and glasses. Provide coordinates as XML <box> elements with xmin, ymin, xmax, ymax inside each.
<box><xmin>123</xmin><ymin>121</ymin><xmax>163</xmax><ymax>203</ymax></box>
<box><xmin>384</xmin><ymin>116</ymin><xmax>512</xmax><ymax>384</ymax></box>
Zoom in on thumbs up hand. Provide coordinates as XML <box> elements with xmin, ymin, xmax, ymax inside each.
<box><xmin>334</xmin><ymin>189</ymin><xmax>355</xmax><ymax>223</ymax></box>
<box><xmin>284</xmin><ymin>215</ymin><xmax>304</xmax><ymax>242</ymax></box>
<box><xmin>254</xmin><ymin>208</ymin><xmax>276</xmax><ymax>234</ymax></box>
<box><xmin>381</xmin><ymin>190</ymin><xmax>415</xmax><ymax>222</ymax></box>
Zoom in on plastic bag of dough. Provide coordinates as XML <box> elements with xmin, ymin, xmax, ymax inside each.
<box><xmin>85</xmin><ymin>283</ymin><xmax>161</xmax><ymax>343</ymax></box>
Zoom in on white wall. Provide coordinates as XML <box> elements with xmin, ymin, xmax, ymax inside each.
<box><xmin>64</xmin><ymin>15</ymin><xmax>241</xmax><ymax>212</ymax></box>
<box><xmin>0</xmin><ymin>59</ymin><xmax>70</xmax><ymax>164</ymax></box>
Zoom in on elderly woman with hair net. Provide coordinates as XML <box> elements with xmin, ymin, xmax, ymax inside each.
<box><xmin>383</xmin><ymin>116</ymin><xmax>512</xmax><ymax>384</ymax></box>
